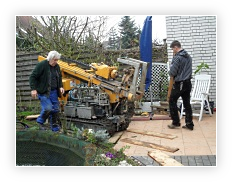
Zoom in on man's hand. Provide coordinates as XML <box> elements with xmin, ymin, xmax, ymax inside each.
<box><xmin>31</xmin><ymin>90</ymin><xmax>37</xmax><ymax>99</ymax></box>
<box><xmin>60</xmin><ymin>87</ymin><xmax>65</xmax><ymax>94</ymax></box>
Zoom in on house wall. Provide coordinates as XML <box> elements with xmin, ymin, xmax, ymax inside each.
<box><xmin>166</xmin><ymin>16</ymin><xmax>216</xmax><ymax>106</ymax></box>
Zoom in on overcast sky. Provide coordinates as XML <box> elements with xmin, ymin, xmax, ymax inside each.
<box><xmin>106</xmin><ymin>15</ymin><xmax>166</xmax><ymax>42</ymax></box>
<box><xmin>34</xmin><ymin>15</ymin><xmax>166</xmax><ymax>43</ymax></box>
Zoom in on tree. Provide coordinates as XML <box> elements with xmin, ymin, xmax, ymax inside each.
<box><xmin>118</xmin><ymin>16</ymin><xmax>140</xmax><ymax>49</ymax></box>
<box><xmin>108</xmin><ymin>27</ymin><xmax>119</xmax><ymax>50</ymax></box>
<box><xmin>16</xmin><ymin>32</ymin><xmax>35</xmax><ymax>51</ymax></box>
<box><xmin>16</xmin><ymin>16</ymin><xmax>108</xmax><ymax>59</ymax></box>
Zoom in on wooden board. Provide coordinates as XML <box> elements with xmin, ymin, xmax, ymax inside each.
<box><xmin>25</xmin><ymin>114</ymin><xmax>40</xmax><ymax>120</ymax></box>
<box><xmin>120</xmin><ymin>138</ymin><xmax>179</xmax><ymax>153</ymax></box>
<box><xmin>167</xmin><ymin>76</ymin><xmax>174</xmax><ymax>102</ymax></box>
<box><xmin>108</xmin><ymin>131</ymin><xmax>124</xmax><ymax>144</ymax></box>
<box><xmin>127</xmin><ymin>129</ymin><xmax>177</xmax><ymax>139</ymax></box>
<box><xmin>131</xmin><ymin>115</ymin><xmax>171</xmax><ymax>121</ymax></box>
<box><xmin>148</xmin><ymin>150</ymin><xmax>183</xmax><ymax>166</ymax></box>
<box><xmin>159</xmin><ymin>101</ymin><xmax>169</xmax><ymax>105</ymax></box>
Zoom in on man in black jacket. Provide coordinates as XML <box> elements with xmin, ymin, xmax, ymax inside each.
<box><xmin>29</xmin><ymin>50</ymin><xmax>64</xmax><ymax>130</ymax></box>
<box><xmin>168</xmin><ymin>40</ymin><xmax>194</xmax><ymax>130</ymax></box>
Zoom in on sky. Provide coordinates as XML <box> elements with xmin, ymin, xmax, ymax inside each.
<box><xmin>105</xmin><ymin>15</ymin><xmax>166</xmax><ymax>42</ymax></box>
<box><xmin>33</xmin><ymin>15</ymin><xmax>166</xmax><ymax>43</ymax></box>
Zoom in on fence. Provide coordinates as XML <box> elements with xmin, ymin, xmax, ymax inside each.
<box><xmin>143</xmin><ymin>62</ymin><xmax>168</xmax><ymax>101</ymax></box>
<box><xmin>16</xmin><ymin>52</ymin><xmax>41</xmax><ymax>111</ymax></box>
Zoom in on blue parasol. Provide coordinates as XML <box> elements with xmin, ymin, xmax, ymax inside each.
<box><xmin>140</xmin><ymin>16</ymin><xmax>152</xmax><ymax>91</ymax></box>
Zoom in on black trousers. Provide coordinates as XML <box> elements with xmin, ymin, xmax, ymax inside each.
<box><xmin>169</xmin><ymin>80</ymin><xmax>194</xmax><ymax>127</ymax></box>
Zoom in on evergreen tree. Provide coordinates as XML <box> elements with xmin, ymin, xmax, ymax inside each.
<box><xmin>118</xmin><ymin>16</ymin><xmax>140</xmax><ymax>49</ymax></box>
<box><xmin>108</xmin><ymin>27</ymin><xmax>119</xmax><ymax>50</ymax></box>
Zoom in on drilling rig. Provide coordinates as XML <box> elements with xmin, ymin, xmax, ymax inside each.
<box><xmin>38</xmin><ymin>56</ymin><xmax>148</xmax><ymax>136</ymax></box>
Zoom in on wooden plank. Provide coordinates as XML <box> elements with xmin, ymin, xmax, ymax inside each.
<box><xmin>16</xmin><ymin>51</ymin><xmax>40</xmax><ymax>57</ymax></box>
<box><xmin>16</xmin><ymin>61</ymin><xmax>37</xmax><ymax>67</ymax></box>
<box><xmin>167</xmin><ymin>76</ymin><xmax>174</xmax><ymax>102</ymax></box>
<box><xmin>131</xmin><ymin>115</ymin><xmax>171</xmax><ymax>121</ymax></box>
<box><xmin>25</xmin><ymin>114</ymin><xmax>40</xmax><ymax>120</ymax></box>
<box><xmin>108</xmin><ymin>131</ymin><xmax>124</xmax><ymax>144</ymax></box>
<box><xmin>120</xmin><ymin>138</ymin><xmax>179</xmax><ymax>153</ymax></box>
<box><xmin>148</xmin><ymin>150</ymin><xmax>183</xmax><ymax>166</ymax></box>
<box><xmin>16</xmin><ymin>91</ymin><xmax>31</xmax><ymax>96</ymax></box>
<box><xmin>16</xmin><ymin>76</ymin><xmax>30</xmax><ymax>82</ymax></box>
<box><xmin>16</xmin><ymin>66</ymin><xmax>36</xmax><ymax>72</ymax></box>
<box><xmin>16</xmin><ymin>71</ymin><xmax>33</xmax><ymax>77</ymax></box>
<box><xmin>20</xmin><ymin>96</ymin><xmax>36</xmax><ymax>101</ymax></box>
<box><xmin>159</xmin><ymin>101</ymin><xmax>169</xmax><ymax>105</ymax></box>
<box><xmin>127</xmin><ymin>129</ymin><xmax>177</xmax><ymax>139</ymax></box>
<box><xmin>16</xmin><ymin>82</ymin><xmax>30</xmax><ymax>87</ymax></box>
<box><xmin>16</xmin><ymin>86</ymin><xmax>32</xmax><ymax>91</ymax></box>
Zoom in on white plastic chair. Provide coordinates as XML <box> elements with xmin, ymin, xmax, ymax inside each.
<box><xmin>180</xmin><ymin>74</ymin><xmax>213</xmax><ymax>121</ymax></box>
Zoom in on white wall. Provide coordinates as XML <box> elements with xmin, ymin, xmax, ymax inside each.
<box><xmin>166</xmin><ymin>16</ymin><xmax>216</xmax><ymax>106</ymax></box>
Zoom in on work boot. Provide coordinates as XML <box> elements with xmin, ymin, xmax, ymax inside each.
<box><xmin>51</xmin><ymin>124</ymin><xmax>60</xmax><ymax>132</ymax></box>
<box><xmin>182</xmin><ymin>125</ymin><xmax>193</xmax><ymax>131</ymax></box>
<box><xmin>168</xmin><ymin>123</ymin><xmax>181</xmax><ymax>129</ymax></box>
<box><xmin>49</xmin><ymin>113</ymin><xmax>61</xmax><ymax>131</ymax></box>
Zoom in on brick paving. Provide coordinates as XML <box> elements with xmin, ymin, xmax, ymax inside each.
<box><xmin>132</xmin><ymin>155</ymin><xmax>216</xmax><ymax>166</ymax></box>
<box><xmin>114</xmin><ymin>112</ymin><xmax>216</xmax><ymax>166</ymax></box>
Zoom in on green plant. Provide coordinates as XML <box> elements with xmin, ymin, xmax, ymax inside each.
<box><xmin>70</xmin><ymin>125</ymin><xmax>110</xmax><ymax>144</ymax></box>
<box><xmin>68</xmin><ymin>126</ymin><xmax>140</xmax><ymax>166</ymax></box>
<box><xmin>16</xmin><ymin>111</ymin><xmax>35</xmax><ymax>121</ymax></box>
<box><xmin>194</xmin><ymin>62</ymin><xmax>209</xmax><ymax>74</ymax></box>
<box><xmin>93</xmin><ymin>145</ymin><xmax>140</xmax><ymax>166</ymax></box>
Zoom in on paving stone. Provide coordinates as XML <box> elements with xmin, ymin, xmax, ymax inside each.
<box><xmin>189</xmin><ymin>162</ymin><xmax>197</xmax><ymax>166</ymax></box>
<box><xmin>195</xmin><ymin>158</ymin><xmax>203</xmax><ymax>163</ymax></box>
<box><xmin>132</xmin><ymin>155</ymin><xmax>216</xmax><ymax>166</ymax></box>
<box><xmin>211</xmin><ymin>162</ymin><xmax>216</xmax><ymax>166</ymax></box>
<box><xmin>208</xmin><ymin>156</ymin><xmax>216</xmax><ymax>163</ymax></box>
<box><xmin>195</xmin><ymin>156</ymin><xmax>202</xmax><ymax>160</ymax></box>
<box><xmin>181</xmin><ymin>156</ymin><xmax>188</xmax><ymax>162</ymax></box>
<box><xmin>136</xmin><ymin>156</ymin><xmax>153</xmax><ymax>166</ymax></box>
<box><xmin>203</xmin><ymin>159</ymin><xmax>210</xmax><ymax>162</ymax></box>
<box><xmin>209</xmin><ymin>155</ymin><xmax>216</xmax><ymax>159</ymax></box>
<box><xmin>174</xmin><ymin>156</ymin><xmax>181</xmax><ymax>160</ymax></box>
<box><xmin>188</xmin><ymin>158</ymin><xmax>196</xmax><ymax>162</ymax></box>
<box><xmin>146</xmin><ymin>156</ymin><xmax>156</xmax><ymax>164</ymax></box>
<box><xmin>132</xmin><ymin>156</ymin><xmax>146</xmax><ymax>166</ymax></box>
<box><xmin>181</xmin><ymin>156</ymin><xmax>188</xmax><ymax>160</ymax></box>
<box><xmin>182</xmin><ymin>162</ymin><xmax>189</xmax><ymax>166</ymax></box>
<box><xmin>202</xmin><ymin>155</ymin><xmax>209</xmax><ymax>160</ymax></box>
<box><xmin>152</xmin><ymin>161</ymin><xmax>160</xmax><ymax>166</ymax></box>
<box><xmin>203</xmin><ymin>160</ymin><xmax>211</xmax><ymax>166</ymax></box>
<box><xmin>132</xmin><ymin>156</ymin><xmax>141</xmax><ymax>161</ymax></box>
<box><xmin>187</xmin><ymin>156</ymin><xmax>195</xmax><ymax>160</ymax></box>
